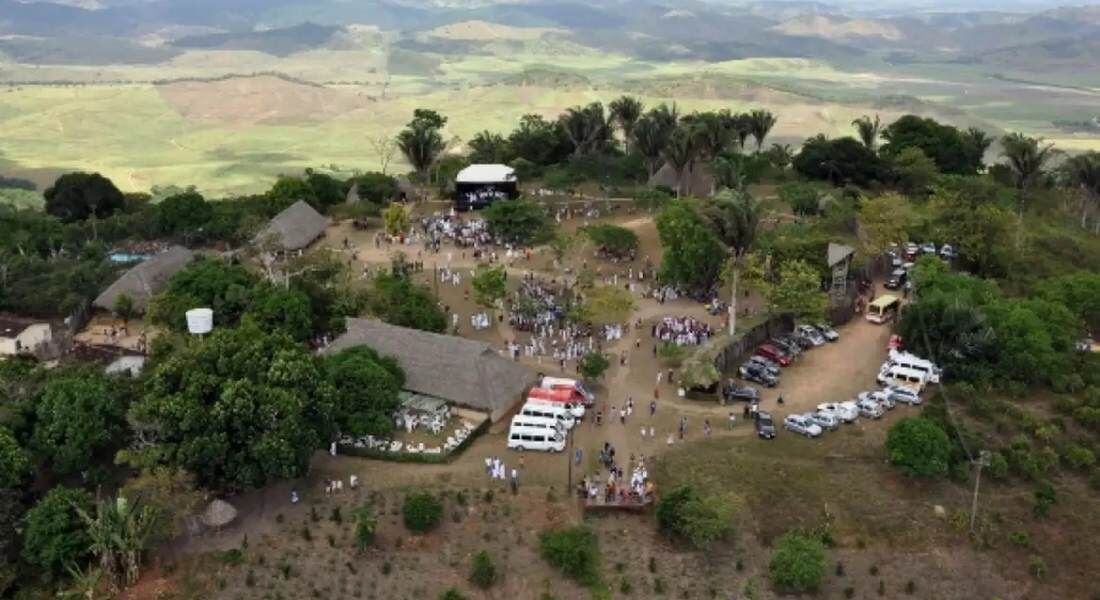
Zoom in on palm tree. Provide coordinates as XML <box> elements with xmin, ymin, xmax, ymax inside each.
<box><xmin>766</xmin><ymin>143</ymin><xmax>794</xmax><ymax>170</ymax></box>
<box><xmin>559</xmin><ymin>102</ymin><xmax>611</xmax><ymax>156</ymax></box>
<box><xmin>1000</xmin><ymin>132</ymin><xmax>1059</xmax><ymax>246</ymax></box>
<box><xmin>962</xmin><ymin>127</ymin><xmax>994</xmax><ymax>168</ymax></box>
<box><xmin>734</xmin><ymin>112</ymin><xmax>753</xmax><ymax>150</ymax></box>
<box><xmin>632</xmin><ymin>104</ymin><xmax>679</xmax><ymax>177</ymax></box>
<box><xmin>662</xmin><ymin>125</ymin><xmax>699</xmax><ymax>197</ymax></box>
<box><xmin>701</xmin><ymin>190</ymin><xmax>761</xmax><ymax>335</ymax></box>
<box><xmin>851</xmin><ymin>115</ymin><xmax>882</xmax><ymax>151</ymax></box>
<box><xmin>712</xmin><ymin>155</ymin><xmax>745</xmax><ymax>192</ymax></box>
<box><xmin>682</xmin><ymin>111</ymin><xmax>734</xmax><ymax>161</ymax></box>
<box><xmin>609</xmin><ymin>96</ymin><xmax>644</xmax><ymax>152</ymax></box>
<box><xmin>397</xmin><ymin>124</ymin><xmax>445</xmax><ymax>180</ymax></box>
<box><xmin>1063</xmin><ymin>151</ymin><xmax>1100</xmax><ymax>230</ymax></box>
<box><xmin>75</xmin><ymin>496</ymin><xmax>157</xmax><ymax>591</ymax></box>
<box><xmin>467</xmin><ymin>130</ymin><xmax>511</xmax><ymax>164</ymax></box>
<box><xmin>747</xmin><ymin>109</ymin><xmax>778</xmax><ymax>151</ymax></box>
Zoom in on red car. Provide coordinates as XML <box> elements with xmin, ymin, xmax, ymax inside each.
<box><xmin>755</xmin><ymin>344</ymin><xmax>792</xmax><ymax>367</ymax></box>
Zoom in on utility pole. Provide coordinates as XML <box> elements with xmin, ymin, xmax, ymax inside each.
<box><xmin>969</xmin><ymin>450</ymin><xmax>991</xmax><ymax>534</ymax></box>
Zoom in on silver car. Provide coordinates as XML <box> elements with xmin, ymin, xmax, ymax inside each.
<box><xmin>784</xmin><ymin>414</ymin><xmax>823</xmax><ymax>438</ymax></box>
<box><xmin>883</xmin><ymin>385</ymin><xmax>922</xmax><ymax>406</ymax></box>
<box><xmin>809</xmin><ymin>410</ymin><xmax>840</xmax><ymax>431</ymax></box>
<box><xmin>858</xmin><ymin>390</ymin><xmax>894</xmax><ymax>410</ymax></box>
<box><xmin>857</xmin><ymin>398</ymin><xmax>885</xmax><ymax>419</ymax></box>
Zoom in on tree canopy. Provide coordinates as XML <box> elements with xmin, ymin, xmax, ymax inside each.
<box><xmin>32</xmin><ymin>368</ymin><xmax>129</xmax><ymax>476</ymax></box>
<box><xmin>324</xmin><ymin>346</ymin><xmax>404</xmax><ymax>437</ymax></box>
<box><xmin>44</xmin><ymin>172</ymin><xmax>125</xmax><ymax>223</ymax></box>
<box><xmin>369</xmin><ymin>271</ymin><xmax>447</xmax><ymax>333</ymax></box>
<box><xmin>886</xmin><ymin>417</ymin><xmax>953</xmax><ymax>478</ymax></box>
<box><xmin>21</xmin><ymin>486</ymin><xmax>94</xmax><ymax>581</ymax></box>
<box><xmin>656</xmin><ymin>201</ymin><xmax>727</xmax><ymax>294</ymax></box>
<box><xmin>769</xmin><ymin>531</ymin><xmax>826</xmax><ymax>592</ymax></box>
<box><xmin>881</xmin><ymin>115</ymin><xmax>984</xmax><ymax>176</ymax></box>
<box><xmin>793</xmin><ymin>135</ymin><xmax>886</xmax><ymax>187</ymax></box>
<box><xmin>483</xmin><ymin>198</ymin><xmax>551</xmax><ymax>245</ymax></box>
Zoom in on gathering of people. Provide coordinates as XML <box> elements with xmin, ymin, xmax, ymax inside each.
<box><xmin>580</xmin><ymin>443</ymin><xmax>655</xmax><ymax>507</ymax></box>
<box><xmin>651</xmin><ymin>315</ymin><xmax>715</xmax><ymax>346</ymax></box>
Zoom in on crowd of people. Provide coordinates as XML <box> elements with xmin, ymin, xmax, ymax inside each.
<box><xmin>580</xmin><ymin>443</ymin><xmax>654</xmax><ymax>506</ymax></box>
<box><xmin>420</xmin><ymin>213</ymin><xmax>494</xmax><ymax>249</ymax></box>
<box><xmin>651</xmin><ymin>316</ymin><xmax>715</xmax><ymax>346</ymax></box>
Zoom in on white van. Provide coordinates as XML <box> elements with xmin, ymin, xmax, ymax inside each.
<box><xmin>510</xmin><ymin>415</ymin><xmax>564</xmax><ymax>434</ymax></box>
<box><xmin>886</xmin><ymin>350</ymin><xmax>942</xmax><ymax>384</ymax></box>
<box><xmin>526</xmin><ymin>396</ymin><xmax>585</xmax><ymax>420</ymax></box>
<box><xmin>877</xmin><ymin>365</ymin><xmax>928</xmax><ymax>392</ymax></box>
<box><xmin>519</xmin><ymin>403</ymin><xmax>576</xmax><ymax>430</ymax></box>
<box><xmin>507</xmin><ymin>426</ymin><xmax>565</xmax><ymax>452</ymax></box>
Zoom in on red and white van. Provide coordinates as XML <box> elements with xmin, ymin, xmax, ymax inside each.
<box><xmin>527</xmin><ymin>387</ymin><xmax>586</xmax><ymax>419</ymax></box>
<box><xmin>539</xmin><ymin>376</ymin><xmax>596</xmax><ymax>407</ymax></box>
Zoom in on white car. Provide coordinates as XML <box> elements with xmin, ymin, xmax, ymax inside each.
<box><xmin>882</xmin><ymin>385</ymin><xmax>922</xmax><ymax>406</ymax></box>
<box><xmin>858</xmin><ymin>390</ymin><xmax>895</xmax><ymax>410</ymax></box>
<box><xmin>797</xmin><ymin>325</ymin><xmax>826</xmax><ymax>346</ymax></box>
<box><xmin>921</xmin><ymin>242</ymin><xmax>936</xmax><ymax>255</ymax></box>
<box><xmin>939</xmin><ymin>244</ymin><xmax>955</xmax><ymax>260</ymax></box>
<box><xmin>784</xmin><ymin>414</ymin><xmax>823</xmax><ymax>438</ymax></box>
<box><xmin>809</xmin><ymin>410</ymin><xmax>840</xmax><ymax>431</ymax></box>
<box><xmin>814</xmin><ymin>323</ymin><xmax>839</xmax><ymax>342</ymax></box>
<box><xmin>817</xmin><ymin>402</ymin><xmax>858</xmax><ymax>423</ymax></box>
<box><xmin>856</xmin><ymin>398</ymin><xmax>885</xmax><ymax>419</ymax></box>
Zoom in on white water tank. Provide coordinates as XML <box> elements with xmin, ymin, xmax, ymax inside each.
<box><xmin>185</xmin><ymin>308</ymin><xmax>213</xmax><ymax>335</ymax></box>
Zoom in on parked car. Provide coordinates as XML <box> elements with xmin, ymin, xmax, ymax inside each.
<box><xmin>722</xmin><ymin>382</ymin><xmax>760</xmax><ymax>403</ymax></box>
<box><xmin>884</xmin><ymin>268</ymin><xmax>908</xmax><ymax>290</ymax></box>
<box><xmin>817</xmin><ymin>402</ymin><xmax>858</xmax><ymax>423</ymax></box>
<box><xmin>809</xmin><ymin>410</ymin><xmax>840</xmax><ymax>431</ymax></box>
<box><xmin>784</xmin><ymin>414</ymin><xmax>823</xmax><ymax>438</ymax></box>
<box><xmin>904</xmin><ymin>242</ymin><xmax>919</xmax><ymax>260</ymax></box>
<box><xmin>770</xmin><ymin>337</ymin><xmax>802</xmax><ymax>357</ymax></box>
<box><xmin>755</xmin><ymin>410</ymin><xmax>777</xmax><ymax>439</ymax></box>
<box><xmin>755</xmin><ymin>344</ymin><xmax>792</xmax><ymax>367</ymax></box>
<box><xmin>797</xmin><ymin>325</ymin><xmax>827</xmax><ymax>346</ymax></box>
<box><xmin>747</xmin><ymin>355</ymin><xmax>782</xmax><ymax>376</ymax></box>
<box><xmin>814</xmin><ymin>323</ymin><xmax>840</xmax><ymax>342</ymax></box>
<box><xmin>857</xmin><ymin>398</ymin><xmax>885</xmax><ymax>419</ymax></box>
<box><xmin>778</xmin><ymin>335</ymin><xmax>808</xmax><ymax>354</ymax></box>
<box><xmin>739</xmin><ymin>363</ymin><xmax>778</xmax><ymax>387</ymax></box>
<box><xmin>921</xmin><ymin>242</ymin><xmax>937</xmax><ymax>255</ymax></box>
<box><xmin>882</xmin><ymin>385</ymin><xmax>922</xmax><ymax>405</ymax></box>
<box><xmin>858</xmin><ymin>390</ymin><xmax>895</xmax><ymax>410</ymax></box>
<box><xmin>939</xmin><ymin>244</ymin><xmax>955</xmax><ymax>260</ymax></box>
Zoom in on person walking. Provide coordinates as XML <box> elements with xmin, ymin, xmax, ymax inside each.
<box><xmin>649</xmin><ymin>400</ymin><xmax>657</xmax><ymax>417</ymax></box>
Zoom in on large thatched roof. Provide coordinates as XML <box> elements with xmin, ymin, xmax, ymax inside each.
<box><xmin>93</xmin><ymin>246</ymin><xmax>194</xmax><ymax>313</ymax></box>
<box><xmin>255</xmin><ymin>200</ymin><xmax>329</xmax><ymax>251</ymax></box>
<box><xmin>323</xmin><ymin>318</ymin><xmax>537</xmax><ymax>421</ymax></box>
<box><xmin>648</xmin><ymin>161</ymin><xmax>716</xmax><ymax>197</ymax></box>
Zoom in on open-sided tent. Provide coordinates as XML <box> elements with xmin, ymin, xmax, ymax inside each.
<box><xmin>453</xmin><ymin>164</ymin><xmax>519</xmax><ymax>211</ymax></box>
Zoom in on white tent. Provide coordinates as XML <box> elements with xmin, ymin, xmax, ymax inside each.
<box><xmin>456</xmin><ymin>164</ymin><xmax>516</xmax><ymax>184</ymax></box>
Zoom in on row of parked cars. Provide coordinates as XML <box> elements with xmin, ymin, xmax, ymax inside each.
<box><xmin>782</xmin><ymin>386</ymin><xmax>923</xmax><ymax>437</ymax></box>
<box><xmin>736</xmin><ymin>323</ymin><xmax>840</xmax><ymax>388</ymax></box>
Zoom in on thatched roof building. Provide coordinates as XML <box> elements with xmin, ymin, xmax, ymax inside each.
<box><xmin>255</xmin><ymin>200</ymin><xmax>329</xmax><ymax>251</ymax></box>
<box><xmin>323</xmin><ymin>318</ymin><xmax>537</xmax><ymax>421</ymax></box>
<box><xmin>648</xmin><ymin>161</ymin><xmax>716</xmax><ymax>198</ymax></box>
<box><xmin>93</xmin><ymin>246</ymin><xmax>194</xmax><ymax>313</ymax></box>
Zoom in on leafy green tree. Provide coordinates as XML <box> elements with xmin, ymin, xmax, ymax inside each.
<box><xmin>382</xmin><ymin>203</ymin><xmax>410</xmax><ymax>237</ymax></box>
<box><xmin>369</xmin><ymin>272</ymin><xmax>447</xmax><ymax>333</ymax></box>
<box><xmin>0</xmin><ymin>488</ymin><xmax>24</xmax><ymax>564</ymax></box>
<box><xmin>538</xmin><ymin>525</ymin><xmax>601</xmax><ymax>587</ymax></box>
<box><xmin>402</xmin><ymin>491</ymin><xmax>442</xmax><ymax>533</ymax></box>
<box><xmin>656</xmin><ymin>201</ymin><xmax>726</xmax><ymax>294</ymax></box>
<box><xmin>1040</xmin><ymin>272</ymin><xmax>1100</xmax><ymax>332</ymax></box>
<box><xmin>303</xmin><ymin>169</ymin><xmax>347</xmax><ymax>208</ymax></box>
<box><xmin>881</xmin><ymin>115</ymin><xmax>982</xmax><ymax>175</ymax></box>
<box><xmin>769</xmin><ymin>532</ymin><xmax>826</xmax><ymax>592</ymax></box>
<box><xmin>747</xmin><ymin>109</ymin><xmax>778</xmax><ymax>151</ymax></box>
<box><xmin>352</xmin><ymin>503</ymin><xmax>377</xmax><ymax>550</ymax></box>
<box><xmin>439</xmin><ymin>589</ymin><xmax>467</xmax><ymax>600</ymax></box>
<box><xmin>22</xmin><ymin>486</ymin><xmax>94</xmax><ymax>581</ymax></box>
<box><xmin>507</xmin><ymin>114</ymin><xmax>572</xmax><ymax>167</ymax></box>
<box><xmin>656</xmin><ymin>485</ymin><xmax>734</xmax><ymax>549</ymax></box>
<box><xmin>700</xmin><ymin>190</ymin><xmax>761</xmax><ymax>334</ymax></box>
<box><xmin>113</xmin><ymin>293</ymin><xmax>136</xmax><ymax>326</ymax></box>
<box><xmin>118</xmin><ymin>467</ymin><xmax>204</xmax><ymax>544</ymax></box>
<box><xmin>468</xmin><ymin>131</ymin><xmax>513</xmax><ymax>164</ymax></box>
<box><xmin>632</xmin><ymin>106</ymin><xmax>678</xmax><ymax>177</ymax></box>
<box><xmin>75</xmin><ymin>496</ymin><xmax>158</xmax><ymax>590</ymax></box>
<box><xmin>961</xmin><ymin>127</ymin><xmax>994</xmax><ymax>167</ymax></box>
<box><xmin>483</xmin><ymin>198</ymin><xmax>551</xmax><ymax>245</ymax></box>
<box><xmin>33</xmin><ymin>368</ymin><xmax>128</xmax><ymax>476</ymax></box>
<box><xmin>779</xmin><ymin>182</ymin><xmax>821</xmax><ymax>216</ymax></box>
<box><xmin>348</xmin><ymin>172</ymin><xmax>400</xmax><ymax>204</ymax></box>
<box><xmin>44</xmin><ymin>172</ymin><xmax>125</xmax><ymax>223</ymax></box>
<box><xmin>147</xmin><ymin>258</ymin><xmax>254</xmax><ymax>331</ymax></box>
<box><xmin>0</xmin><ymin>425</ymin><xmax>31</xmax><ymax>487</ymax></box>
<box><xmin>928</xmin><ymin>190</ymin><xmax>1014</xmax><ymax>277</ymax></box>
<box><xmin>578</xmin><ymin>352</ymin><xmax>611</xmax><ymax>383</ymax></box>
<box><xmin>130</xmin><ymin>322</ymin><xmax>335</xmax><ymax>491</ymax></box>
<box><xmin>472</xmin><ymin>265</ymin><xmax>507</xmax><ymax>310</ymax></box>
<box><xmin>891</xmin><ymin>146</ymin><xmax>938</xmax><ymax>198</ymax></box>
<box><xmin>324</xmin><ymin>346</ymin><xmax>404</xmax><ymax>437</ymax></box>
<box><xmin>469</xmin><ymin>550</ymin><xmax>498</xmax><ymax>589</ymax></box>
<box><xmin>857</xmin><ymin>192</ymin><xmax>914</xmax><ymax>259</ymax></box>
<box><xmin>246</xmin><ymin>283</ymin><xmax>315</xmax><ymax>341</ymax></box>
<box><xmin>577</xmin><ymin>285</ymin><xmax>636</xmax><ymax>326</ymax></box>
<box><xmin>983</xmin><ymin>298</ymin><xmax>1076</xmax><ymax>384</ymax></box>
<box><xmin>793</xmin><ymin>135</ymin><xmax>886</xmax><ymax>186</ymax></box>
<box><xmin>156</xmin><ymin>190</ymin><xmax>213</xmax><ymax>237</ymax></box>
<box><xmin>766</xmin><ymin>260</ymin><xmax>827</xmax><ymax>321</ymax></box>
<box><xmin>851</xmin><ymin>114</ymin><xmax>882</xmax><ymax>151</ymax></box>
<box><xmin>398</xmin><ymin>109</ymin><xmax>448</xmax><ymax>179</ymax></box>
<box><xmin>267</xmin><ymin>175</ymin><xmax>316</xmax><ymax>207</ymax></box>
<box><xmin>886</xmin><ymin>417</ymin><xmax>952</xmax><ymax>478</ymax></box>
<box><xmin>559</xmin><ymin>102</ymin><xmax>611</xmax><ymax>157</ymax></box>
<box><xmin>582</xmin><ymin>224</ymin><xmax>638</xmax><ymax>259</ymax></box>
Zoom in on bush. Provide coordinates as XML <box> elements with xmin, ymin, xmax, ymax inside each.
<box><xmin>769</xmin><ymin>531</ymin><xmax>826</xmax><ymax>592</ymax></box>
<box><xmin>440</xmin><ymin>588</ymin><xmax>468</xmax><ymax>600</ymax></box>
<box><xmin>1028</xmin><ymin>555</ymin><xmax>1047</xmax><ymax>580</ymax></box>
<box><xmin>1009</xmin><ymin>531</ymin><xmax>1031</xmax><ymax>548</ymax></box>
<box><xmin>483</xmin><ymin>198</ymin><xmax>552</xmax><ymax>245</ymax></box>
<box><xmin>578</xmin><ymin>352</ymin><xmax>611</xmax><ymax>383</ymax></box>
<box><xmin>655</xmin><ymin>485</ymin><xmax>734</xmax><ymax>549</ymax></box>
<box><xmin>21</xmin><ymin>486</ymin><xmax>94</xmax><ymax>580</ymax></box>
<box><xmin>470</xmin><ymin>550</ymin><xmax>497</xmax><ymax>589</ymax></box>
<box><xmin>353</xmin><ymin>504</ymin><xmax>377</xmax><ymax>550</ymax></box>
<box><xmin>1063</xmin><ymin>444</ymin><xmax>1096</xmax><ymax>470</ymax></box>
<box><xmin>885</xmin><ymin>417</ymin><xmax>952</xmax><ymax>478</ymax></box>
<box><xmin>402</xmin><ymin>491</ymin><xmax>443</xmax><ymax>533</ymax></box>
<box><xmin>1033</xmin><ymin>480</ymin><xmax>1057</xmax><ymax>518</ymax></box>
<box><xmin>583</xmin><ymin>224</ymin><xmax>639</xmax><ymax>259</ymax></box>
<box><xmin>538</xmin><ymin>525</ymin><xmax>601</xmax><ymax>587</ymax></box>
<box><xmin>988</xmin><ymin>451</ymin><xmax>1009</xmax><ymax>480</ymax></box>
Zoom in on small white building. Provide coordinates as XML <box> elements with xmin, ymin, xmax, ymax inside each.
<box><xmin>0</xmin><ymin>316</ymin><xmax>52</xmax><ymax>357</ymax></box>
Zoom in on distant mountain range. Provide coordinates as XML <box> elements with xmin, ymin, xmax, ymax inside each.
<box><xmin>1</xmin><ymin>0</ymin><xmax>1098</xmax><ymax>77</ymax></box>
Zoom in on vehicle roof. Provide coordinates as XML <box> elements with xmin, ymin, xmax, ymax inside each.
<box><xmin>869</xmin><ymin>295</ymin><xmax>900</xmax><ymax>309</ymax></box>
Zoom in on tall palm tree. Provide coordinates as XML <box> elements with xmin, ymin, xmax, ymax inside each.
<box><xmin>748</xmin><ymin>109</ymin><xmax>778</xmax><ymax>151</ymax></box>
<box><xmin>609</xmin><ymin>96</ymin><xmax>644</xmax><ymax>152</ymax></box>
<box><xmin>767</xmin><ymin>143</ymin><xmax>794</xmax><ymax>170</ymax></box>
<box><xmin>962</xmin><ymin>127</ymin><xmax>994</xmax><ymax>168</ymax></box>
<box><xmin>734</xmin><ymin>112</ymin><xmax>753</xmax><ymax>150</ymax></box>
<box><xmin>76</xmin><ymin>496</ymin><xmax>157</xmax><ymax>591</ymax></box>
<box><xmin>662</xmin><ymin>124</ymin><xmax>699</xmax><ymax>197</ymax></box>
<box><xmin>633</xmin><ymin>104</ymin><xmax>680</xmax><ymax>177</ymax></box>
<box><xmin>559</xmin><ymin>102</ymin><xmax>611</xmax><ymax>156</ymax></box>
<box><xmin>701</xmin><ymin>190</ymin><xmax>761</xmax><ymax>334</ymax></box>
<box><xmin>1063</xmin><ymin>151</ymin><xmax>1100</xmax><ymax>230</ymax></box>
<box><xmin>712</xmin><ymin>155</ymin><xmax>745</xmax><ymax>192</ymax></box>
<box><xmin>682</xmin><ymin>111</ymin><xmax>734</xmax><ymax>161</ymax></box>
<box><xmin>397</xmin><ymin>124</ymin><xmax>445</xmax><ymax>180</ymax></box>
<box><xmin>1000</xmin><ymin>132</ymin><xmax>1059</xmax><ymax>246</ymax></box>
<box><xmin>851</xmin><ymin>115</ymin><xmax>882</xmax><ymax>151</ymax></box>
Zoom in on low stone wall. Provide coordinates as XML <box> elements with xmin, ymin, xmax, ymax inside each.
<box><xmin>710</xmin><ymin>314</ymin><xmax>796</xmax><ymax>374</ymax></box>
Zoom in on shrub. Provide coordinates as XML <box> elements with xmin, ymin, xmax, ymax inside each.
<box><xmin>844</xmin><ymin>586</ymin><xmax>856</xmax><ymax>598</ymax></box>
<box><xmin>1063</xmin><ymin>444</ymin><xmax>1096</xmax><ymax>470</ymax></box>
<box><xmin>988</xmin><ymin>451</ymin><xmax>1009</xmax><ymax>480</ymax></box>
<box><xmin>1033</xmin><ymin>480</ymin><xmax>1057</xmax><ymax>518</ymax></box>
<box><xmin>440</xmin><ymin>588</ymin><xmax>468</xmax><ymax>600</ymax></box>
<box><xmin>578</xmin><ymin>352</ymin><xmax>611</xmax><ymax>383</ymax></box>
<box><xmin>21</xmin><ymin>486</ymin><xmax>94</xmax><ymax>580</ymax></box>
<box><xmin>905</xmin><ymin>580</ymin><xmax>916</xmax><ymax>594</ymax></box>
<box><xmin>470</xmin><ymin>550</ymin><xmax>497</xmax><ymax>589</ymax></box>
<box><xmin>1009</xmin><ymin>531</ymin><xmax>1031</xmax><ymax>548</ymax></box>
<box><xmin>885</xmin><ymin>417</ymin><xmax>952</xmax><ymax>478</ymax></box>
<box><xmin>353</xmin><ymin>504</ymin><xmax>377</xmax><ymax>550</ymax></box>
<box><xmin>538</xmin><ymin>525</ymin><xmax>601</xmax><ymax>587</ymax></box>
<box><xmin>1028</xmin><ymin>555</ymin><xmax>1047</xmax><ymax>580</ymax></box>
<box><xmin>402</xmin><ymin>491</ymin><xmax>443</xmax><ymax>533</ymax></box>
<box><xmin>769</xmin><ymin>532</ymin><xmax>826</xmax><ymax>592</ymax></box>
<box><xmin>655</xmin><ymin>485</ymin><xmax>734</xmax><ymax>548</ymax></box>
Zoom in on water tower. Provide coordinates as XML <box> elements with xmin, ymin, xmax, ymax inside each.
<box><xmin>185</xmin><ymin>308</ymin><xmax>213</xmax><ymax>335</ymax></box>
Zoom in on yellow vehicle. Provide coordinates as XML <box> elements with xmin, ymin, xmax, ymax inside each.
<box><xmin>866</xmin><ymin>295</ymin><xmax>901</xmax><ymax>324</ymax></box>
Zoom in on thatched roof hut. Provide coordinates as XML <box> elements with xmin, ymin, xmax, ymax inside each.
<box><xmin>323</xmin><ymin>318</ymin><xmax>537</xmax><ymax>421</ymax></box>
<box><xmin>200</xmin><ymin>499</ymin><xmax>238</xmax><ymax>528</ymax></box>
<box><xmin>255</xmin><ymin>200</ymin><xmax>330</xmax><ymax>251</ymax></box>
<box><xmin>93</xmin><ymin>246</ymin><xmax>194</xmax><ymax>313</ymax></box>
<box><xmin>648</xmin><ymin>161</ymin><xmax>716</xmax><ymax>198</ymax></box>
